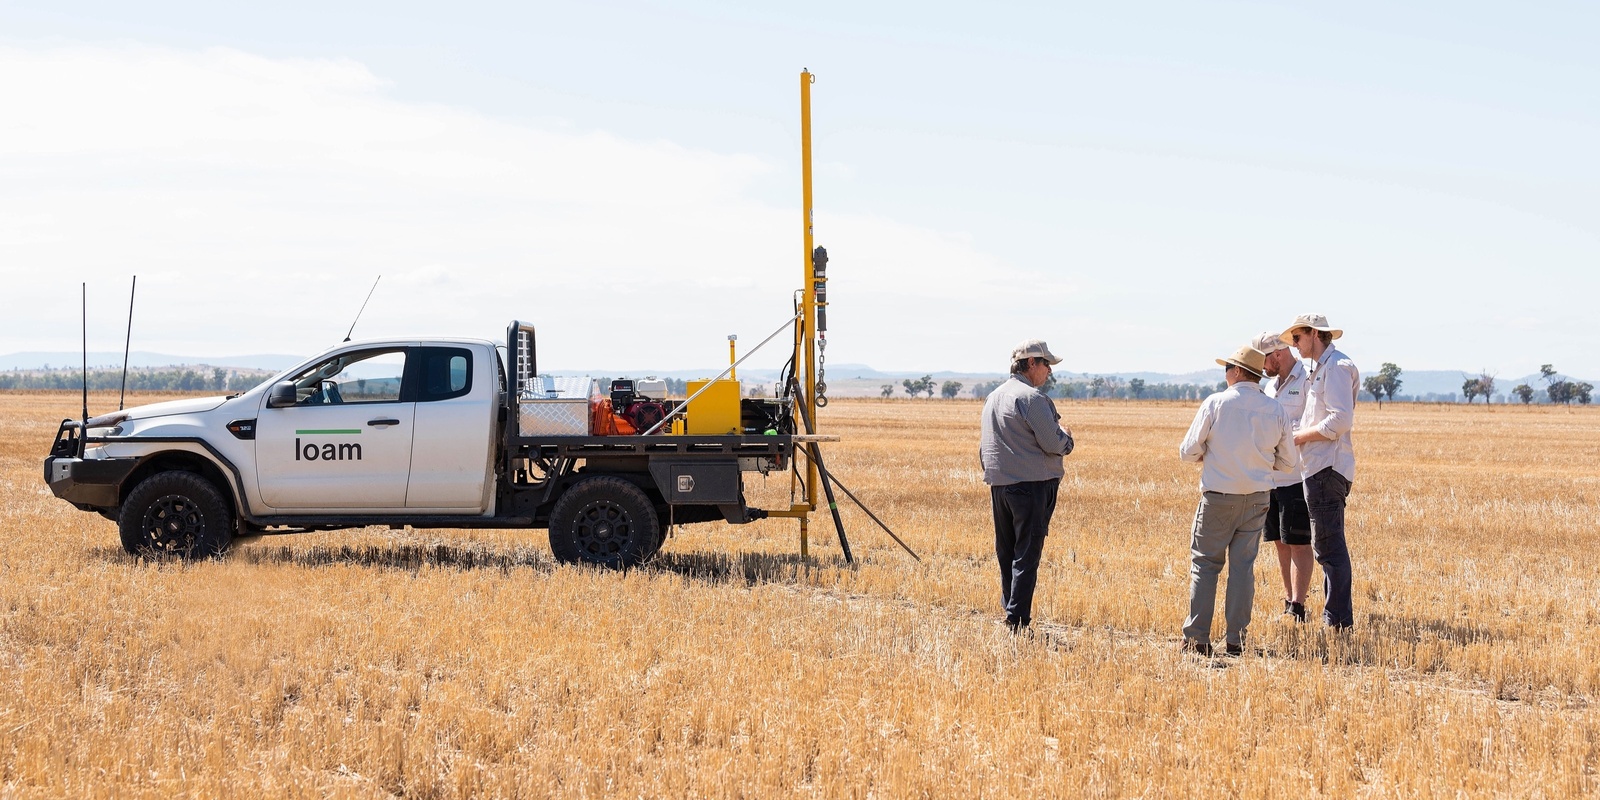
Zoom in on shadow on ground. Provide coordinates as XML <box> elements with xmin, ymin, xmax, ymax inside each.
<box><xmin>649</xmin><ymin>549</ymin><xmax>854</xmax><ymax>587</ymax></box>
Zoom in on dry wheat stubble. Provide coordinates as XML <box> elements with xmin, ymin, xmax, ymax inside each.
<box><xmin>0</xmin><ymin>391</ymin><xmax>1597</xmax><ymax>797</ymax></box>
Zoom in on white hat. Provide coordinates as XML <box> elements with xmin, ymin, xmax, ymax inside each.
<box><xmin>1251</xmin><ymin>331</ymin><xmax>1290</xmax><ymax>355</ymax></box>
<box><xmin>1011</xmin><ymin>339</ymin><xmax>1061</xmax><ymax>365</ymax></box>
<box><xmin>1279</xmin><ymin>314</ymin><xmax>1343</xmax><ymax>345</ymax></box>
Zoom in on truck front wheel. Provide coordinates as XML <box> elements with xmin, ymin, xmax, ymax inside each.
<box><xmin>548</xmin><ymin>476</ymin><xmax>660</xmax><ymax>569</ymax></box>
<box><xmin>119</xmin><ymin>471</ymin><xmax>234</xmax><ymax>559</ymax></box>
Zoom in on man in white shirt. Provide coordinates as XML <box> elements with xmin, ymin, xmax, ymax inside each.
<box><xmin>1279</xmin><ymin>314</ymin><xmax>1359</xmax><ymax>629</ymax></box>
<box><xmin>1252</xmin><ymin>331</ymin><xmax>1314</xmax><ymax>623</ymax></box>
<box><xmin>1178</xmin><ymin>344</ymin><xmax>1298</xmax><ymax>656</ymax></box>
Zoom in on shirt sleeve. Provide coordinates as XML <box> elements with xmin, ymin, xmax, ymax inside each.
<box><xmin>1024</xmin><ymin>394</ymin><xmax>1075</xmax><ymax>457</ymax></box>
<box><xmin>1310</xmin><ymin>359</ymin><xmax>1357</xmax><ymax>439</ymax></box>
<box><xmin>1179</xmin><ymin>399</ymin><xmax>1213</xmax><ymax>462</ymax></box>
<box><xmin>1274</xmin><ymin>404</ymin><xmax>1300</xmax><ymax>473</ymax></box>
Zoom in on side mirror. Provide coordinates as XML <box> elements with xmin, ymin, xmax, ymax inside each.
<box><xmin>266</xmin><ymin>381</ymin><xmax>298</xmax><ymax>408</ymax></box>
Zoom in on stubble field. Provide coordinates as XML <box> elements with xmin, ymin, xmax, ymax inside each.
<box><xmin>1</xmin><ymin>391</ymin><xmax>1597</xmax><ymax>798</ymax></box>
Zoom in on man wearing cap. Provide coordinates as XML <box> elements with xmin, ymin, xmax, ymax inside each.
<box><xmin>1252</xmin><ymin>331</ymin><xmax>1315</xmax><ymax>623</ymax></box>
<box><xmin>1178</xmin><ymin>344</ymin><xmax>1298</xmax><ymax>656</ymax></box>
<box><xmin>980</xmin><ymin>339</ymin><xmax>1076</xmax><ymax>632</ymax></box>
<box><xmin>1280</xmin><ymin>314</ymin><xmax>1359</xmax><ymax>629</ymax></box>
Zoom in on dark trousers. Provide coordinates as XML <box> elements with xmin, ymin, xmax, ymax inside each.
<box><xmin>991</xmin><ymin>479</ymin><xmax>1060</xmax><ymax>625</ymax></box>
<box><xmin>1304</xmin><ymin>467</ymin><xmax>1354</xmax><ymax>627</ymax></box>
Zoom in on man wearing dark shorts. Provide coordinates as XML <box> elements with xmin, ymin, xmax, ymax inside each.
<box><xmin>980</xmin><ymin>339</ymin><xmax>1076</xmax><ymax>632</ymax></box>
<box><xmin>1253</xmin><ymin>331</ymin><xmax>1314</xmax><ymax>622</ymax></box>
<box><xmin>1280</xmin><ymin>314</ymin><xmax>1359</xmax><ymax>629</ymax></box>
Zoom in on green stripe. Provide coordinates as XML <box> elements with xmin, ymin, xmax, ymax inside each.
<box><xmin>296</xmin><ymin>429</ymin><xmax>361</xmax><ymax>435</ymax></box>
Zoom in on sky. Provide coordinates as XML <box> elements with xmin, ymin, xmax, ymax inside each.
<box><xmin>2</xmin><ymin>1</ymin><xmax>1596</xmax><ymax>377</ymax></box>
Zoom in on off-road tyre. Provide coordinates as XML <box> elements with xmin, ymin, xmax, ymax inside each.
<box><xmin>548</xmin><ymin>476</ymin><xmax>660</xmax><ymax>569</ymax></box>
<box><xmin>119</xmin><ymin>471</ymin><xmax>234</xmax><ymax>559</ymax></box>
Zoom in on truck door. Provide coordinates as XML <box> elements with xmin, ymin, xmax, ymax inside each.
<box><xmin>405</xmin><ymin>346</ymin><xmax>494</xmax><ymax>510</ymax></box>
<box><xmin>255</xmin><ymin>348</ymin><xmax>415</xmax><ymax>510</ymax></box>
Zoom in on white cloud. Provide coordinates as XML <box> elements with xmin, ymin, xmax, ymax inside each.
<box><xmin>1</xmin><ymin>43</ymin><xmax>1057</xmax><ymax>372</ymax></box>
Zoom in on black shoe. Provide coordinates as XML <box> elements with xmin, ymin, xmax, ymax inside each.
<box><xmin>1180</xmin><ymin>639</ymin><xmax>1214</xmax><ymax>657</ymax></box>
<box><xmin>1005</xmin><ymin>615</ymin><xmax>1030</xmax><ymax>633</ymax></box>
<box><xmin>1286</xmin><ymin>602</ymin><xmax>1307</xmax><ymax>622</ymax></box>
<box><xmin>1224</xmin><ymin>641</ymin><xmax>1244</xmax><ymax>657</ymax></box>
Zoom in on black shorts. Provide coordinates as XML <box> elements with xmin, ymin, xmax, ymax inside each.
<box><xmin>1264</xmin><ymin>483</ymin><xmax>1312</xmax><ymax>545</ymax></box>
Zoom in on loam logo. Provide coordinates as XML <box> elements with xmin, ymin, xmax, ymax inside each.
<box><xmin>294</xmin><ymin>429</ymin><xmax>363</xmax><ymax>461</ymax></box>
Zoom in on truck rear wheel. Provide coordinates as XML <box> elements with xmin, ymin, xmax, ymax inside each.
<box><xmin>548</xmin><ymin>476</ymin><xmax>659</xmax><ymax>569</ymax></box>
<box><xmin>119</xmin><ymin>471</ymin><xmax>234</xmax><ymax>559</ymax></box>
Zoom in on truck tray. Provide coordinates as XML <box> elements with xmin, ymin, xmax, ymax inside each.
<box><xmin>512</xmin><ymin>434</ymin><xmax>793</xmax><ymax>459</ymax></box>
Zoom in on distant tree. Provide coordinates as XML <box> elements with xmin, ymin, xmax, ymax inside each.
<box><xmin>1476</xmin><ymin>370</ymin><xmax>1497</xmax><ymax>403</ymax></box>
<box><xmin>1376</xmin><ymin>363</ymin><xmax>1403</xmax><ymax>402</ymax></box>
<box><xmin>1576</xmin><ymin>382</ymin><xmax>1593</xmax><ymax>405</ymax></box>
<box><xmin>940</xmin><ymin>380</ymin><xmax>963</xmax><ymax>399</ymax></box>
<box><xmin>1461</xmin><ymin>378</ymin><xmax>1481</xmax><ymax>404</ymax></box>
<box><xmin>1363</xmin><ymin>375</ymin><xmax>1388</xmax><ymax>407</ymax></box>
<box><xmin>1540</xmin><ymin>364</ymin><xmax>1559</xmax><ymax>385</ymax></box>
<box><xmin>970</xmin><ymin>380</ymin><xmax>1003</xmax><ymax>399</ymax></box>
<box><xmin>1548</xmin><ymin>380</ymin><xmax>1574</xmax><ymax>405</ymax></box>
<box><xmin>880</xmin><ymin>384</ymin><xmax>894</xmax><ymax>398</ymax></box>
<box><xmin>1512</xmin><ymin>384</ymin><xmax>1535</xmax><ymax>405</ymax></box>
<box><xmin>1128</xmin><ymin>378</ymin><xmax>1146</xmax><ymax>399</ymax></box>
<box><xmin>902</xmin><ymin>375</ymin><xmax>934</xmax><ymax>399</ymax></box>
<box><xmin>212</xmin><ymin>368</ymin><xmax>227</xmax><ymax>391</ymax></box>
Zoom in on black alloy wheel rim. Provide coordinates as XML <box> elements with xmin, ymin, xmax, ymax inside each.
<box><xmin>142</xmin><ymin>493</ymin><xmax>205</xmax><ymax>553</ymax></box>
<box><xmin>574</xmin><ymin>500</ymin><xmax>632</xmax><ymax>560</ymax></box>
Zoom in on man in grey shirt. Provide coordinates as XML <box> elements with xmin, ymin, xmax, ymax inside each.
<box><xmin>980</xmin><ymin>339</ymin><xmax>1076</xmax><ymax>632</ymax></box>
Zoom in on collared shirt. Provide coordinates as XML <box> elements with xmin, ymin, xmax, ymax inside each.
<box><xmin>1264</xmin><ymin>359</ymin><xmax>1309</xmax><ymax>487</ymax></box>
<box><xmin>1299</xmin><ymin>345</ymin><xmax>1358</xmax><ymax>482</ymax></box>
<box><xmin>1179</xmin><ymin>381</ymin><xmax>1298</xmax><ymax>495</ymax></box>
<box><xmin>979</xmin><ymin>375</ymin><xmax>1075</xmax><ymax>486</ymax></box>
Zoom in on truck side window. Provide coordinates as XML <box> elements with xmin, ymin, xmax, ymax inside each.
<box><xmin>412</xmin><ymin>347</ymin><xmax>473</xmax><ymax>402</ymax></box>
<box><xmin>290</xmin><ymin>350</ymin><xmax>407</xmax><ymax>405</ymax></box>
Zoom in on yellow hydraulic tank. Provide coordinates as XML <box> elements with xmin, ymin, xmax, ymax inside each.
<box><xmin>686</xmin><ymin>380</ymin><xmax>742</xmax><ymax>435</ymax></box>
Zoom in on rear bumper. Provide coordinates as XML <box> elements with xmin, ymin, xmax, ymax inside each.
<box><xmin>44</xmin><ymin>456</ymin><xmax>139</xmax><ymax>510</ymax></box>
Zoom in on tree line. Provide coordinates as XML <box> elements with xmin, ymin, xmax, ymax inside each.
<box><xmin>880</xmin><ymin>361</ymin><xmax>1594</xmax><ymax>406</ymax></box>
<box><xmin>885</xmin><ymin>374</ymin><xmax>1226</xmax><ymax>402</ymax></box>
<box><xmin>0</xmin><ymin>366</ymin><xmax>273</xmax><ymax>392</ymax></box>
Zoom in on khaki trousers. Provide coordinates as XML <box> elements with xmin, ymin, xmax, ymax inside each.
<box><xmin>1183</xmin><ymin>490</ymin><xmax>1269</xmax><ymax>647</ymax></box>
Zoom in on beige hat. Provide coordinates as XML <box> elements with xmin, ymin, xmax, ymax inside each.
<box><xmin>1250</xmin><ymin>331</ymin><xmax>1290</xmax><ymax>355</ymax></box>
<box><xmin>1279</xmin><ymin>313</ymin><xmax>1343</xmax><ymax>345</ymax></box>
<box><xmin>1011</xmin><ymin>339</ymin><xmax>1061</xmax><ymax>365</ymax></box>
<box><xmin>1217</xmin><ymin>345</ymin><xmax>1266</xmax><ymax>378</ymax></box>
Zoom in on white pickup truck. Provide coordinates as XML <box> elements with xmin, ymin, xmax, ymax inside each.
<box><xmin>45</xmin><ymin>322</ymin><xmax>795</xmax><ymax>568</ymax></box>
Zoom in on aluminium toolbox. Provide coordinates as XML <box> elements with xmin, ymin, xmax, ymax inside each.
<box><xmin>518</xmin><ymin>376</ymin><xmax>593</xmax><ymax>436</ymax></box>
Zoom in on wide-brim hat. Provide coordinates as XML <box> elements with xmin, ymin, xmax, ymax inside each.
<box><xmin>1279</xmin><ymin>313</ymin><xmax>1343</xmax><ymax>344</ymax></box>
<box><xmin>1011</xmin><ymin>339</ymin><xmax>1061</xmax><ymax>365</ymax></box>
<box><xmin>1217</xmin><ymin>345</ymin><xmax>1266</xmax><ymax>378</ymax></box>
<box><xmin>1250</xmin><ymin>331</ymin><xmax>1290</xmax><ymax>355</ymax></box>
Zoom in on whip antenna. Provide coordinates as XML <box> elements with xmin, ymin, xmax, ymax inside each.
<box><xmin>81</xmin><ymin>283</ymin><xmax>89</xmax><ymax>456</ymax></box>
<box><xmin>119</xmin><ymin>275</ymin><xmax>137</xmax><ymax>410</ymax></box>
<box><xmin>344</xmin><ymin>275</ymin><xmax>381</xmax><ymax>342</ymax></box>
